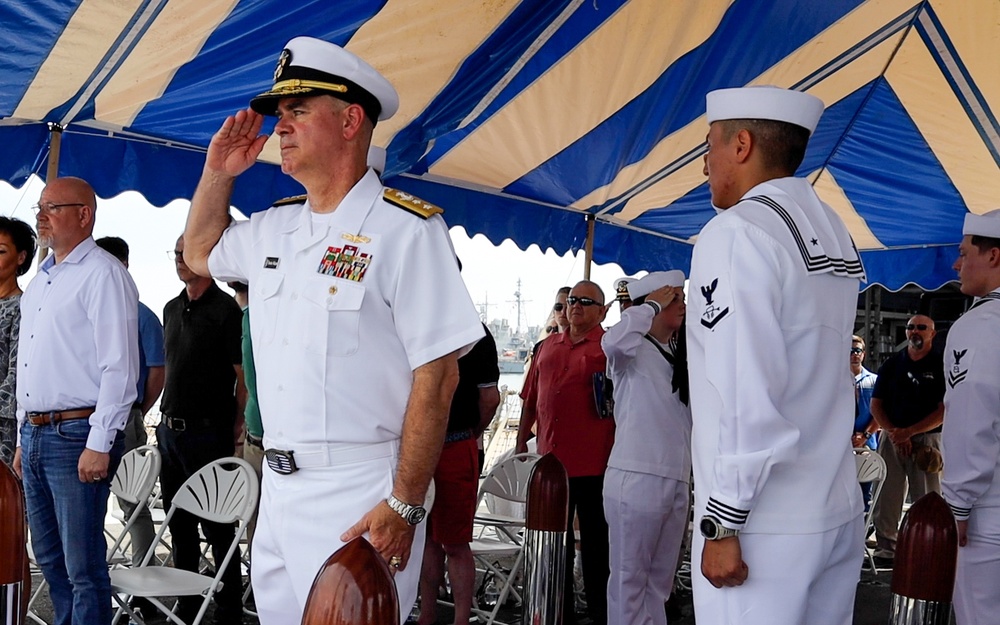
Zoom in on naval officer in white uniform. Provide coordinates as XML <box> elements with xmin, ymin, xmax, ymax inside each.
<box><xmin>942</xmin><ymin>209</ymin><xmax>1000</xmax><ymax>625</ymax></box>
<box><xmin>686</xmin><ymin>86</ymin><xmax>866</xmax><ymax>625</ymax></box>
<box><xmin>601</xmin><ymin>270</ymin><xmax>691</xmax><ymax>625</ymax></box>
<box><xmin>182</xmin><ymin>37</ymin><xmax>484</xmax><ymax>625</ymax></box>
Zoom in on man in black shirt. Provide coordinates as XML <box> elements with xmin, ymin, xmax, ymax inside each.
<box><xmin>869</xmin><ymin>314</ymin><xmax>945</xmax><ymax>567</ymax></box>
<box><xmin>159</xmin><ymin>235</ymin><xmax>245</xmax><ymax>624</ymax></box>
<box><xmin>416</xmin><ymin>324</ymin><xmax>500</xmax><ymax>625</ymax></box>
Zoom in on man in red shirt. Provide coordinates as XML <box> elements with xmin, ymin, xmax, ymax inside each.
<box><xmin>517</xmin><ymin>280</ymin><xmax>614</xmax><ymax>625</ymax></box>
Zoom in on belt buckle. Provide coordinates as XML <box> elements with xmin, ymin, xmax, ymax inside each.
<box><xmin>264</xmin><ymin>449</ymin><xmax>298</xmax><ymax>475</ymax></box>
<box><xmin>170</xmin><ymin>416</ymin><xmax>186</xmax><ymax>432</ymax></box>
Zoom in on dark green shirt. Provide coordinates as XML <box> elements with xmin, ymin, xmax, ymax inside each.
<box><xmin>242</xmin><ymin>307</ymin><xmax>262</xmax><ymax>438</ymax></box>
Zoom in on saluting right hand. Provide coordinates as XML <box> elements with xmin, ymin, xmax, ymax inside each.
<box><xmin>647</xmin><ymin>285</ymin><xmax>681</xmax><ymax>310</ymax></box>
<box><xmin>206</xmin><ymin>108</ymin><xmax>269</xmax><ymax>177</ymax></box>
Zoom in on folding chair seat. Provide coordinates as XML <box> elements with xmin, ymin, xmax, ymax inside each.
<box><xmin>854</xmin><ymin>447</ymin><xmax>887</xmax><ymax>573</ymax></box>
<box><xmin>110</xmin><ymin>457</ymin><xmax>258</xmax><ymax>625</ymax></box>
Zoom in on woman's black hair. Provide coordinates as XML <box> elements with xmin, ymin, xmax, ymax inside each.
<box><xmin>0</xmin><ymin>216</ymin><xmax>37</xmax><ymax>276</ymax></box>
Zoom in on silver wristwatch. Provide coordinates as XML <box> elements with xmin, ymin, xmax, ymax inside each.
<box><xmin>386</xmin><ymin>495</ymin><xmax>427</xmax><ymax>525</ymax></box>
<box><xmin>699</xmin><ymin>515</ymin><xmax>740</xmax><ymax>540</ymax></box>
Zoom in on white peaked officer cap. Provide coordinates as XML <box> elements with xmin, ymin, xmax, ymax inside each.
<box><xmin>613</xmin><ymin>277</ymin><xmax>636</xmax><ymax>302</ymax></box>
<box><xmin>628</xmin><ymin>270</ymin><xmax>686</xmax><ymax>300</ymax></box>
<box><xmin>963</xmin><ymin>209</ymin><xmax>1000</xmax><ymax>238</ymax></box>
<box><xmin>367</xmin><ymin>146</ymin><xmax>387</xmax><ymax>174</ymax></box>
<box><xmin>706</xmin><ymin>86</ymin><xmax>824</xmax><ymax>134</ymax></box>
<box><xmin>251</xmin><ymin>36</ymin><xmax>399</xmax><ymax>123</ymax></box>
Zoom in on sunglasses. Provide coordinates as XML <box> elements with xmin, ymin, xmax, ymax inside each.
<box><xmin>552</xmin><ymin>303</ymin><xmax>565</xmax><ymax>312</ymax></box>
<box><xmin>905</xmin><ymin>324</ymin><xmax>929</xmax><ymax>331</ymax></box>
<box><xmin>850</xmin><ymin>348</ymin><xmax>864</xmax><ymax>354</ymax></box>
<box><xmin>566</xmin><ymin>296</ymin><xmax>603</xmax><ymax>307</ymax></box>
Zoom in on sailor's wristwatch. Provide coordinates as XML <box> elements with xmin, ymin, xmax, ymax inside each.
<box><xmin>699</xmin><ymin>515</ymin><xmax>740</xmax><ymax>540</ymax></box>
<box><xmin>387</xmin><ymin>495</ymin><xmax>427</xmax><ymax>525</ymax></box>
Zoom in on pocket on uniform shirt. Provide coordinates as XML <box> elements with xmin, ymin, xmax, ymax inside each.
<box><xmin>253</xmin><ymin>272</ymin><xmax>284</xmax><ymax>344</ymax></box>
<box><xmin>300</xmin><ymin>277</ymin><xmax>365</xmax><ymax>357</ymax></box>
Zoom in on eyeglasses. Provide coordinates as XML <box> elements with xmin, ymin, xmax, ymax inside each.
<box><xmin>566</xmin><ymin>296</ymin><xmax>603</xmax><ymax>307</ymax></box>
<box><xmin>552</xmin><ymin>303</ymin><xmax>565</xmax><ymax>312</ymax></box>
<box><xmin>31</xmin><ymin>202</ymin><xmax>85</xmax><ymax>216</ymax></box>
<box><xmin>168</xmin><ymin>249</ymin><xmax>184</xmax><ymax>260</ymax></box>
<box><xmin>905</xmin><ymin>324</ymin><xmax>929</xmax><ymax>331</ymax></box>
<box><xmin>850</xmin><ymin>348</ymin><xmax>864</xmax><ymax>354</ymax></box>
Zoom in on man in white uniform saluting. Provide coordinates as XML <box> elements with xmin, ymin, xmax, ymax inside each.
<box><xmin>686</xmin><ymin>86</ymin><xmax>866</xmax><ymax>625</ymax></box>
<box><xmin>942</xmin><ymin>209</ymin><xmax>1000</xmax><ymax>625</ymax></box>
<box><xmin>182</xmin><ymin>37</ymin><xmax>484</xmax><ymax>624</ymax></box>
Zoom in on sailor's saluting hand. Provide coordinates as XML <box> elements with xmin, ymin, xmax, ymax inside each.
<box><xmin>206</xmin><ymin>108</ymin><xmax>268</xmax><ymax>178</ymax></box>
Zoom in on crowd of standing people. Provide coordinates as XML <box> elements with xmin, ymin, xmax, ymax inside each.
<box><xmin>2</xmin><ymin>34</ymin><xmax>998</xmax><ymax>625</ymax></box>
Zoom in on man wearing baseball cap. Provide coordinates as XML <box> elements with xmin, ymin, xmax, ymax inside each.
<box><xmin>942</xmin><ymin>209</ymin><xmax>1000</xmax><ymax>625</ymax></box>
<box><xmin>686</xmin><ymin>86</ymin><xmax>866</xmax><ymax>625</ymax></box>
<box><xmin>183</xmin><ymin>37</ymin><xmax>483</xmax><ymax>624</ymax></box>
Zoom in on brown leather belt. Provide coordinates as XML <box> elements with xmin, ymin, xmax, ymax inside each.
<box><xmin>27</xmin><ymin>408</ymin><xmax>95</xmax><ymax>426</ymax></box>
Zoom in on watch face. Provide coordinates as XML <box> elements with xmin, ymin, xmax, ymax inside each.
<box><xmin>407</xmin><ymin>507</ymin><xmax>427</xmax><ymax>525</ymax></box>
<box><xmin>699</xmin><ymin>517</ymin><xmax>717</xmax><ymax>539</ymax></box>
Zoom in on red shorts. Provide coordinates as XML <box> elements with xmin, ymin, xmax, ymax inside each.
<box><xmin>428</xmin><ymin>437</ymin><xmax>479</xmax><ymax>544</ymax></box>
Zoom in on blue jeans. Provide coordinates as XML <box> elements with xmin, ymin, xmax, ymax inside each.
<box><xmin>21</xmin><ymin>419</ymin><xmax>124</xmax><ymax>625</ymax></box>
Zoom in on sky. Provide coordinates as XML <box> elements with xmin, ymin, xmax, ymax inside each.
<box><xmin>1</xmin><ymin>176</ymin><xmax>634</xmax><ymax>332</ymax></box>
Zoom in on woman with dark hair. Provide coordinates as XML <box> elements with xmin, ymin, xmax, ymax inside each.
<box><xmin>0</xmin><ymin>216</ymin><xmax>36</xmax><ymax>466</ymax></box>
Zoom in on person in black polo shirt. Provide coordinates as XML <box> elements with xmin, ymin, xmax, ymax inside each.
<box><xmin>416</xmin><ymin>324</ymin><xmax>500</xmax><ymax>625</ymax></box>
<box><xmin>159</xmin><ymin>235</ymin><xmax>245</xmax><ymax>624</ymax></box>
<box><xmin>868</xmin><ymin>314</ymin><xmax>945</xmax><ymax>568</ymax></box>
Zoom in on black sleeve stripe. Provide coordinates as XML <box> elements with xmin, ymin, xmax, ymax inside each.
<box><xmin>707</xmin><ymin>498</ymin><xmax>750</xmax><ymax>525</ymax></box>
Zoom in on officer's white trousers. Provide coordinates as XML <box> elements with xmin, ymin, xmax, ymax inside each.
<box><xmin>251</xmin><ymin>443</ymin><xmax>424</xmax><ymax>625</ymax></box>
<box><xmin>604</xmin><ymin>468</ymin><xmax>689</xmax><ymax>625</ymax></box>
<box><xmin>954</xmin><ymin>506</ymin><xmax>1000</xmax><ymax>625</ymax></box>
<box><xmin>691</xmin><ymin>515</ymin><xmax>863</xmax><ymax>625</ymax></box>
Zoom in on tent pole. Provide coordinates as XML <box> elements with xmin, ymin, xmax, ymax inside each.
<box><xmin>583</xmin><ymin>214</ymin><xmax>595</xmax><ymax>280</ymax></box>
<box><xmin>39</xmin><ymin>124</ymin><xmax>63</xmax><ymax>265</ymax></box>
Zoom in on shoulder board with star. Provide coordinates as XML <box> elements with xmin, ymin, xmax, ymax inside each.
<box><xmin>383</xmin><ymin>188</ymin><xmax>443</xmax><ymax>219</ymax></box>
<box><xmin>272</xmin><ymin>194</ymin><xmax>307</xmax><ymax>207</ymax></box>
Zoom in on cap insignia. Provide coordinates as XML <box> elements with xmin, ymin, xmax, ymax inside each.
<box><xmin>274</xmin><ymin>48</ymin><xmax>291</xmax><ymax>81</ymax></box>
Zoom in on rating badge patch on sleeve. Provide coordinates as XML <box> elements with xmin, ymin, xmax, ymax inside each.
<box><xmin>698</xmin><ymin>276</ymin><xmax>732</xmax><ymax>331</ymax></box>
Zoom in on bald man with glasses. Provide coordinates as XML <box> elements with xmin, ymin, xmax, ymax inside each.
<box><xmin>869</xmin><ymin>314</ymin><xmax>945</xmax><ymax>568</ymax></box>
<box><xmin>517</xmin><ymin>280</ymin><xmax>615</xmax><ymax>625</ymax></box>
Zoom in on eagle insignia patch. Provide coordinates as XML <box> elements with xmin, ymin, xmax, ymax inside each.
<box><xmin>948</xmin><ymin>348</ymin><xmax>969</xmax><ymax>388</ymax></box>
<box><xmin>699</xmin><ymin>277</ymin><xmax>731</xmax><ymax>330</ymax></box>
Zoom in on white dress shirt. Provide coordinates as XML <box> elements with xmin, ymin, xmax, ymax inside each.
<box><xmin>208</xmin><ymin>169</ymin><xmax>484</xmax><ymax>448</ymax></box>
<box><xmin>17</xmin><ymin>238</ymin><xmax>139</xmax><ymax>452</ymax></box>
<box><xmin>687</xmin><ymin>177</ymin><xmax>864</xmax><ymax>533</ymax></box>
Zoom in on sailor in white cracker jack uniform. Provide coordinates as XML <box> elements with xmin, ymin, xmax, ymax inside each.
<box><xmin>686</xmin><ymin>86</ymin><xmax>866</xmax><ymax>625</ymax></box>
<box><xmin>942</xmin><ymin>209</ymin><xmax>1000</xmax><ymax>625</ymax></box>
<box><xmin>601</xmin><ymin>270</ymin><xmax>691</xmax><ymax>625</ymax></box>
<box><xmin>182</xmin><ymin>37</ymin><xmax>483</xmax><ymax>625</ymax></box>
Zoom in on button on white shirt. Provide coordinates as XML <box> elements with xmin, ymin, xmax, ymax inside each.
<box><xmin>16</xmin><ymin>238</ymin><xmax>139</xmax><ymax>452</ymax></box>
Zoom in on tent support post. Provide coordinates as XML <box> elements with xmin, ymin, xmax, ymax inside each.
<box><xmin>583</xmin><ymin>214</ymin><xmax>595</xmax><ymax>280</ymax></box>
<box><xmin>38</xmin><ymin>124</ymin><xmax>63</xmax><ymax>265</ymax></box>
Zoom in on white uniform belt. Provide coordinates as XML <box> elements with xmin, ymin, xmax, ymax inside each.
<box><xmin>264</xmin><ymin>439</ymin><xmax>397</xmax><ymax>469</ymax></box>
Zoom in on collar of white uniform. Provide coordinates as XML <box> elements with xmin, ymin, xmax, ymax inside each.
<box><xmin>738</xmin><ymin>177</ymin><xmax>865</xmax><ymax>280</ymax></box>
<box><xmin>280</xmin><ymin>169</ymin><xmax>383</xmax><ymax>236</ymax></box>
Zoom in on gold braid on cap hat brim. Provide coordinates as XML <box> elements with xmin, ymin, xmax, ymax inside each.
<box><xmin>266</xmin><ymin>79</ymin><xmax>348</xmax><ymax>95</ymax></box>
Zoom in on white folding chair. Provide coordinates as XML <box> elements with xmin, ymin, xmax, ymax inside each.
<box><xmin>110</xmin><ymin>457</ymin><xmax>258</xmax><ymax>625</ymax></box>
<box><xmin>106</xmin><ymin>445</ymin><xmax>162</xmax><ymax>566</ymax></box>
<box><xmin>462</xmin><ymin>452</ymin><xmax>540</xmax><ymax>625</ymax></box>
<box><xmin>475</xmin><ymin>452</ymin><xmax>541</xmax><ymax>543</ymax></box>
<box><xmin>25</xmin><ymin>445</ymin><xmax>161</xmax><ymax>624</ymax></box>
<box><xmin>854</xmin><ymin>447</ymin><xmax>887</xmax><ymax>573</ymax></box>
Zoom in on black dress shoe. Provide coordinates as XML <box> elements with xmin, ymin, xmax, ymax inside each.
<box><xmin>873</xmin><ymin>555</ymin><xmax>895</xmax><ymax>569</ymax></box>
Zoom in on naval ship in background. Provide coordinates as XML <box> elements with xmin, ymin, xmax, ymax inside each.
<box><xmin>480</xmin><ymin>279</ymin><xmax>540</xmax><ymax>375</ymax></box>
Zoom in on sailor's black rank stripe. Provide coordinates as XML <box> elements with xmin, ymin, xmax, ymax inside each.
<box><xmin>706</xmin><ymin>497</ymin><xmax>749</xmax><ymax>527</ymax></box>
<box><xmin>949</xmin><ymin>503</ymin><xmax>971</xmax><ymax>519</ymax></box>
<box><xmin>947</xmin><ymin>369</ymin><xmax>968</xmax><ymax>388</ymax></box>
<box><xmin>745</xmin><ymin>196</ymin><xmax>865</xmax><ymax>278</ymax></box>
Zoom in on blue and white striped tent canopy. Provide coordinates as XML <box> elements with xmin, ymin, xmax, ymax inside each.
<box><xmin>1</xmin><ymin>0</ymin><xmax>996</xmax><ymax>291</ymax></box>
